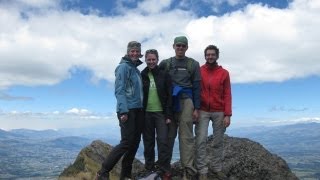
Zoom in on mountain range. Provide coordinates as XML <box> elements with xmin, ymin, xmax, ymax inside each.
<box><xmin>0</xmin><ymin>122</ymin><xmax>319</xmax><ymax>179</ymax></box>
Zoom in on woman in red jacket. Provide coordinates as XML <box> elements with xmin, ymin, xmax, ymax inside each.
<box><xmin>195</xmin><ymin>45</ymin><xmax>232</xmax><ymax>180</ymax></box>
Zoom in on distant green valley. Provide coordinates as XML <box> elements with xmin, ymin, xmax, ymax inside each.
<box><xmin>0</xmin><ymin>122</ymin><xmax>319</xmax><ymax>179</ymax></box>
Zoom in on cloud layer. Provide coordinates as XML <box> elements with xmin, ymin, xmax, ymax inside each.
<box><xmin>0</xmin><ymin>108</ymin><xmax>115</xmax><ymax>130</ymax></box>
<box><xmin>0</xmin><ymin>0</ymin><xmax>319</xmax><ymax>89</ymax></box>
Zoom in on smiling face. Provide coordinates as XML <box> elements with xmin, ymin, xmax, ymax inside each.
<box><xmin>205</xmin><ymin>49</ymin><xmax>218</xmax><ymax>64</ymax></box>
<box><xmin>173</xmin><ymin>43</ymin><xmax>188</xmax><ymax>59</ymax></box>
<box><xmin>145</xmin><ymin>53</ymin><xmax>158</xmax><ymax>69</ymax></box>
<box><xmin>128</xmin><ymin>48</ymin><xmax>141</xmax><ymax>62</ymax></box>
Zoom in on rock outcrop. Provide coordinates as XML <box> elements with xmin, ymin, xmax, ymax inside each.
<box><xmin>59</xmin><ymin>135</ymin><xmax>298</xmax><ymax>180</ymax></box>
<box><xmin>59</xmin><ymin>140</ymin><xmax>144</xmax><ymax>179</ymax></box>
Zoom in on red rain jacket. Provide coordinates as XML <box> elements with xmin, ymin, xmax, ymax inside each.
<box><xmin>200</xmin><ymin>64</ymin><xmax>232</xmax><ymax>116</ymax></box>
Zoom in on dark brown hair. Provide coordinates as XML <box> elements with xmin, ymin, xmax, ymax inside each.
<box><xmin>204</xmin><ymin>45</ymin><xmax>219</xmax><ymax>58</ymax></box>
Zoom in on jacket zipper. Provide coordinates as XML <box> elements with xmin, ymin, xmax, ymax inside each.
<box><xmin>208</xmin><ymin>68</ymin><xmax>213</xmax><ymax>111</ymax></box>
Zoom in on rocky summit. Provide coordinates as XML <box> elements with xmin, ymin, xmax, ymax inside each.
<box><xmin>59</xmin><ymin>135</ymin><xmax>298</xmax><ymax>180</ymax></box>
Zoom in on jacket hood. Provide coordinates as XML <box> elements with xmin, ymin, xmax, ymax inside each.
<box><xmin>120</xmin><ymin>56</ymin><xmax>143</xmax><ymax>67</ymax></box>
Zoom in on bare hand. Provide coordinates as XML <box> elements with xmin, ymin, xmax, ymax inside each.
<box><xmin>224</xmin><ymin>116</ymin><xmax>231</xmax><ymax>128</ymax></box>
<box><xmin>120</xmin><ymin>114</ymin><xmax>128</xmax><ymax>122</ymax></box>
<box><xmin>193</xmin><ymin>109</ymin><xmax>199</xmax><ymax>123</ymax></box>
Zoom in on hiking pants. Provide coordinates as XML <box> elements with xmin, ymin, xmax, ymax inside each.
<box><xmin>143</xmin><ymin>112</ymin><xmax>170</xmax><ymax>172</ymax></box>
<box><xmin>100</xmin><ymin>108</ymin><xmax>144</xmax><ymax>178</ymax></box>
<box><xmin>195</xmin><ymin>111</ymin><xmax>225</xmax><ymax>173</ymax></box>
<box><xmin>168</xmin><ymin>98</ymin><xmax>196</xmax><ymax>173</ymax></box>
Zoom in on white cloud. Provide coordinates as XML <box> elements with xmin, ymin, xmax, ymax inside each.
<box><xmin>17</xmin><ymin>0</ymin><xmax>59</xmax><ymax>8</ymax></box>
<box><xmin>269</xmin><ymin>117</ymin><xmax>320</xmax><ymax>124</ymax></box>
<box><xmin>0</xmin><ymin>0</ymin><xmax>319</xmax><ymax>90</ymax></box>
<box><xmin>66</xmin><ymin>108</ymin><xmax>91</xmax><ymax>115</ymax></box>
<box><xmin>186</xmin><ymin>1</ymin><xmax>320</xmax><ymax>83</ymax></box>
<box><xmin>230</xmin><ymin>116</ymin><xmax>320</xmax><ymax>128</ymax></box>
<box><xmin>0</xmin><ymin>109</ymin><xmax>116</xmax><ymax>130</ymax></box>
<box><xmin>53</xmin><ymin>111</ymin><xmax>60</xmax><ymax>114</ymax></box>
<box><xmin>10</xmin><ymin>110</ymin><xmax>19</xmax><ymax>114</ymax></box>
<box><xmin>0</xmin><ymin>92</ymin><xmax>33</xmax><ymax>101</ymax></box>
<box><xmin>137</xmin><ymin>0</ymin><xmax>172</xmax><ymax>14</ymax></box>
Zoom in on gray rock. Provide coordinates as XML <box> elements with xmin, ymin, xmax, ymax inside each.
<box><xmin>170</xmin><ymin>135</ymin><xmax>298</xmax><ymax>180</ymax></box>
<box><xmin>59</xmin><ymin>135</ymin><xmax>298</xmax><ymax>180</ymax></box>
<box><xmin>221</xmin><ymin>135</ymin><xmax>298</xmax><ymax>180</ymax></box>
<box><xmin>59</xmin><ymin>140</ymin><xmax>144</xmax><ymax>179</ymax></box>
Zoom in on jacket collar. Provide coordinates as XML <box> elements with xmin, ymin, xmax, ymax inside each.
<box><xmin>141</xmin><ymin>65</ymin><xmax>160</xmax><ymax>75</ymax></box>
<box><xmin>121</xmin><ymin>56</ymin><xmax>143</xmax><ymax>67</ymax></box>
<box><xmin>205</xmin><ymin>62</ymin><xmax>220</xmax><ymax>70</ymax></box>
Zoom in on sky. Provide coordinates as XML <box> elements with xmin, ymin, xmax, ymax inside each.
<box><xmin>0</xmin><ymin>0</ymin><xmax>320</xmax><ymax>130</ymax></box>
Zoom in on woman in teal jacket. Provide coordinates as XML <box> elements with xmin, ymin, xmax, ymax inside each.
<box><xmin>97</xmin><ymin>41</ymin><xmax>144</xmax><ymax>180</ymax></box>
<box><xmin>115</xmin><ymin>53</ymin><xmax>144</xmax><ymax>114</ymax></box>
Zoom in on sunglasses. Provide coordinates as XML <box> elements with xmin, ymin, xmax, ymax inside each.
<box><xmin>146</xmin><ymin>49</ymin><xmax>158</xmax><ymax>54</ymax></box>
<box><xmin>130</xmin><ymin>42</ymin><xmax>141</xmax><ymax>47</ymax></box>
<box><xmin>175</xmin><ymin>44</ymin><xmax>187</xmax><ymax>48</ymax></box>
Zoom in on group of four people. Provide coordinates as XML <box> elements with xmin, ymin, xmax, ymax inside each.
<box><xmin>96</xmin><ymin>36</ymin><xmax>232</xmax><ymax>180</ymax></box>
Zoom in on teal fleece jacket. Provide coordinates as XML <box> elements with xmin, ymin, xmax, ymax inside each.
<box><xmin>115</xmin><ymin>56</ymin><xmax>143</xmax><ymax>114</ymax></box>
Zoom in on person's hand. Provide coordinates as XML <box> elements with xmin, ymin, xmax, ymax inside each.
<box><xmin>193</xmin><ymin>109</ymin><xmax>199</xmax><ymax>123</ymax></box>
<box><xmin>120</xmin><ymin>114</ymin><xmax>128</xmax><ymax>122</ymax></box>
<box><xmin>165</xmin><ymin>119</ymin><xmax>171</xmax><ymax>124</ymax></box>
<box><xmin>224</xmin><ymin>116</ymin><xmax>231</xmax><ymax>128</ymax></box>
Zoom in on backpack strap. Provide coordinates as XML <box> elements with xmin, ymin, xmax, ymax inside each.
<box><xmin>165</xmin><ymin>57</ymin><xmax>195</xmax><ymax>79</ymax></box>
<box><xmin>186</xmin><ymin>57</ymin><xmax>193</xmax><ymax>74</ymax></box>
<box><xmin>165</xmin><ymin>57</ymin><xmax>174</xmax><ymax>72</ymax></box>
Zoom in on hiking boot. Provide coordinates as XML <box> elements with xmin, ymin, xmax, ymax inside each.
<box><xmin>199</xmin><ymin>173</ymin><xmax>208</xmax><ymax>180</ymax></box>
<box><xmin>120</xmin><ymin>170</ymin><xmax>133</xmax><ymax>180</ymax></box>
<box><xmin>213</xmin><ymin>171</ymin><xmax>228</xmax><ymax>180</ymax></box>
<box><xmin>182</xmin><ymin>172</ymin><xmax>189</xmax><ymax>180</ymax></box>
<box><xmin>162</xmin><ymin>172</ymin><xmax>172</xmax><ymax>180</ymax></box>
<box><xmin>95</xmin><ymin>172</ymin><xmax>109</xmax><ymax>180</ymax></box>
<box><xmin>182</xmin><ymin>170</ymin><xmax>191</xmax><ymax>180</ymax></box>
<box><xmin>120</xmin><ymin>177</ymin><xmax>132</xmax><ymax>180</ymax></box>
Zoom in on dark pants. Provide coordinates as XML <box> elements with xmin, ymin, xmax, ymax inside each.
<box><xmin>143</xmin><ymin>112</ymin><xmax>170</xmax><ymax>172</ymax></box>
<box><xmin>100</xmin><ymin>108</ymin><xmax>144</xmax><ymax>178</ymax></box>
